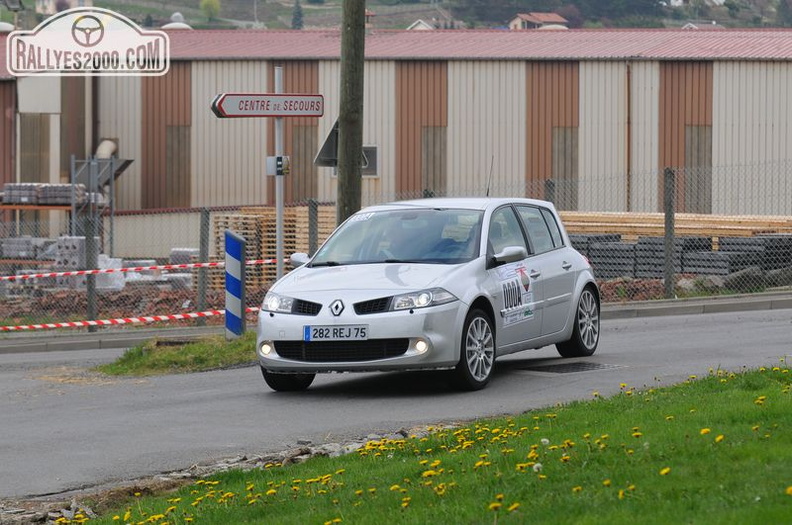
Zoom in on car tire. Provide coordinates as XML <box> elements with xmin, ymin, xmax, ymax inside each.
<box><xmin>556</xmin><ymin>286</ymin><xmax>600</xmax><ymax>358</ymax></box>
<box><xmin>452</xmin><ymin>308</ymin><xmax>495</xmax><ymax>391</ymax></box>
<box><xmin>261</xmin><ymin>367</ymin><xmax>315</xmax><ymax>392</ymax></box>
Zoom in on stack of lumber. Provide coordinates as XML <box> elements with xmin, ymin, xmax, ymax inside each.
<box><xmin>559</xmin><ymin>212</ymin><xmax>792</xmax><ymax>244</ymax></box>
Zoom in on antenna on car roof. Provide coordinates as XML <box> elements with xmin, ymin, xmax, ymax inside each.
<box><xmin>485</xmin><ymin>155</ymin><xmax>495</xmax><ymax>197</ymax></box>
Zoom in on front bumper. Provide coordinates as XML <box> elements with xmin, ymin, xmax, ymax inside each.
<box><xmin>256</xmin><ymin>301</ymin><xmax>465</xmax><ymax>373</ymax></box>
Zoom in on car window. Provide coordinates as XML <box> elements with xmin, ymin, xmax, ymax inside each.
<box><xmin>516</xmin><ymin>206</ymin><xmax>556</xmax><ymax>255</ymax></box>
<box><xmin>488</xmin><ymin>207</ymin><xmax>527</xmax><ymax>255</ymax></box>
<box><xmin>540</xmin><ymin>207</ymin><xmax>564</xmax><ymax>248</ymax></box>
<box><xmin>313</xmin><ymin>208</ymin><xmax>483</xmax><ymax>265</ymax></box>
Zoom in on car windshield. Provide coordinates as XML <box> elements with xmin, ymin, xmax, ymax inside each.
<box><xmin>311</xmin><ymin>208</ymin><xmax>484</xmax><ymax>266</ymax></box>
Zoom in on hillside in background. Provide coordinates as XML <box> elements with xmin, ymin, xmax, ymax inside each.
<box><xmin>16</xmin><ymin>0</ymin><xmax>786</xmax><ymax>30</ymax></box>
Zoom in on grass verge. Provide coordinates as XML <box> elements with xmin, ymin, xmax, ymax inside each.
<box><xmin>80</xmin><ymin>364</ymin><xmax>791</xmax><ymax>524</ymax></box>
<box><xmin>94</xmin><ymin>331</ymin><xmax>256</xmax><ymax>376</ymax></box>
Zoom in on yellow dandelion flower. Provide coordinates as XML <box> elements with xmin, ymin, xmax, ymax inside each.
<box><xmin>786</xmin><ymin>486</ymin><xmax>792</xmax><ymax>496</ymax></box>
<box><xmin>659</xmin><ymin>467</ymin><xmax>671</xmax><ymax>476</ymax></box>
<box><xmin>752</xmin><ymin>425</ymin><xmax>760</xmax><ymax>432</ymax></box>
<box><xmin>632</xmin><ymin>432</ymin><xmax>643</xmax><ymax>438</ymax></box>
<box><xmin>618</xmin><ymin>489</ymin><xmax>625</xmax><ymax>500</ymax></box>
<box><xmin>508</xmin><ymin>502</ymin><xmax>521</xmax><ymax>512</ymax></box>
<box><xmin>355</xmin><ymin>490</ymin><xmax>364</xmax><ymax>496</ymax></box>
<box><xmin>495</xmin><ymin>493</ymin><xmax>504</xmax><ymax>501</ymax></box>
<box><xmin>390</xmin><ymin>484</ymin><xmax>401</xmax><ymax>491</ymax></box>
<box><xmin>488</xmin><ymin>502</ymin><xmax>502</xmax><ymax>511</ymax></box>
<box><xmin>266</xmin><ymin>489</ymin><xmax>277</xmax><ymax>496</ymax></box>
<box><xmin>572</xmin><ymin>486</ymin><xmax>583</xmax><ymax>493</ymax></box>
<box><xmin>700</xmin><ymin>428</ymin><xmax>711</xmax><ymax>435</ymax></box>
<box><xmin>665</xmin><ymin>415</ymin><xmax>674</xmax><ymax>421</ymax></box>
<box><xmin>715</xmin><ymin>435</ymin><xmax>725</xmax><ymax>443</ymax></box>
<box><xmin>603</xmin><ymin>479</ymin><xmax>612</xmax><ymax>487</ymax></box>
<box><xmin>112</xmin><ymin>516</ymin><xmax>120</xmax><ymax>521</ymax></box>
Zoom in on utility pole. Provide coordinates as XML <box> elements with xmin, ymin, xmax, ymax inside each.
<box><xmin>336</xmin><ymin>0</ymin><xmax>365</xmax><ymax>225</ymax></box>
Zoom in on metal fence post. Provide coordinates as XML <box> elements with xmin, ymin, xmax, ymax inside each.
<box><xmin>86</xmin><ymin>158</ymin><xmax>98</xmax><ymax>331</ymax></box>
<box><xmin>308</xmin><ymin>199</ymin><xmax>318</xmax><ymax>256</ymax></box>
<box><xmin>663</xmin><ymin>167</ymin><xmax>676</xmax><ymax>299</ymax></box>
<box><xmin>197</xmin><ymin>208</ymin><xmax>210</xmax><ymax>327</ymax></box>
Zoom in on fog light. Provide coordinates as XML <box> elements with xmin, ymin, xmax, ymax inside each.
<box><xmin>415</xmin><ymin>339</ymin><xmax>428</xmax><ymax>354</ymax></box>
<box><xmin>260</xmin><ymin>342</ymin><xmax>273</xmax><ymax>356</ymax></box>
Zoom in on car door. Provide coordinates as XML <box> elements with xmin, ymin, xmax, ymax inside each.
<box><xmin>486</xmin><ymin>206</ymin><xmax>543</xmax><ymax>352</ymax></box>
<box><xmin>515</xmin><ymin>205</ymin><xmax>575</xmax><ymax>336</ymax></box>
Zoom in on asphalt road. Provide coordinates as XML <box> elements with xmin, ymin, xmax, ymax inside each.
<box><xmin>1</xmin><ymin>303</ymin><xmax>791</xmax><ymax>500</ymax></box>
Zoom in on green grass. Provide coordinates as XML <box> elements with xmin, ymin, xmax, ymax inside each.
<box><xmin>94</xmin><ymin>330</ymin><xmax>256</xmax><ymax>376</ymax></box>
<box><xmin>82</xmin><ymin>365</ymin><xmax>792</xmax><ymax>524</ymax></box>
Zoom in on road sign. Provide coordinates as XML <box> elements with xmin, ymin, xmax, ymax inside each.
<box><xmin>314</xmin><ymin>118</ymin><xmax>368</xmax><ymax>168</ymax></box>
<box><xmin>211</xmin><ymin>93</ymin><xmax>324</xmax><ymax>118</ymax></box>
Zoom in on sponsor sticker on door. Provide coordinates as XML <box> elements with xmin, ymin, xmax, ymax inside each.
<box><xmin>7</xmin><ymin>7</ymin><xmax>169</xmax><ymax>76</ymax></box>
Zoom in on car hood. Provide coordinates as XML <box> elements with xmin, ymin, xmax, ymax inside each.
<box><xmin>273</xmin><ymin>263</ymin><xmax>457</xmax><ymax>295</ymax></box>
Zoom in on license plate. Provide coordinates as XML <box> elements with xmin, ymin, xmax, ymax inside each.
<box><xmin>304</xmin><ymin>325</ymin><xmax>369</xmax><ymax>341</ymax></box>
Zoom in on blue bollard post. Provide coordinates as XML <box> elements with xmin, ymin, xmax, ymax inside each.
<box><xmin>225</xmin><ymin>230</ymin><xmax>246</xmax><ymax>340</ymax></box>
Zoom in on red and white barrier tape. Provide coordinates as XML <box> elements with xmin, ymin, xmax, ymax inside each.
<box><xmin>0</xmin><ymin>306</ymin><xmax>261</xmax><ymax>332</ymax></box>
<box><xmin>0</xmin><ymin>259</ymin><xmax>277</xmax><ymax>282</ymax></box>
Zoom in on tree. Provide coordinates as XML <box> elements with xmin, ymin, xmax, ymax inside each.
<box><xmin>292</xmin><ymin>0</ymin><xmax>304</xmax><ymax>29</ymax></box>
<box><xmin>777</xmin><ymin>0</ymin><xmax>792</xmax><ymax>26</ymax></box>
<box><xmin>200</xmin><ymin>0</ymin><xmax>221</xmax><ymax>22</ymax></box>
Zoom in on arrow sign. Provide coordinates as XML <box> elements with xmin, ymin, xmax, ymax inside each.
<box><xmin>211</xmin><ymin>93</ymin><xmax>324</xmax><ymax>118</ymax></box>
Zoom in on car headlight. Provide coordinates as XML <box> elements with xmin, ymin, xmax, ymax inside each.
<box><xmin>391</xmin><ymin>288</ymin><xmax>457</xmax><ymax>311</ymax></box>
<box><xmin>262</xmin><ymin>292</ymin><xmax>294</xmax><ymax>313</ymax></box>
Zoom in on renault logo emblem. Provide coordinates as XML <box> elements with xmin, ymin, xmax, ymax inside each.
<box><xmin>329</xmin><ymin>299</ymin><xmax>344</xmax><ymax>316</ymax></box>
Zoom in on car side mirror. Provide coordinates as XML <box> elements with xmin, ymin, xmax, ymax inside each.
<box><xmin>290</xmin><ymin>252</ymin><xmax>310</xmax><ymax>267</ymax></box>
<box><xmin>488</xmin><ymin>246</ymin><xmax>527</xmax><ymax>269</ymax></box>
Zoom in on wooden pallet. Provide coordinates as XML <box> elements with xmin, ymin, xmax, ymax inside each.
<box><xmin>559</xmin><ymin>212</ymin><xmax>792</xmax><ymax>242</ymax></box>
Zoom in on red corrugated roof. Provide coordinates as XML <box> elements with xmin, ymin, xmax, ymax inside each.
<box><xmin>167</xmin><ymin>28</ymin><xmax>792</xmax><ymax>61</ymax></box>
<box><xmin>2</xmin><ymin>28</ymin><xmax>792</xmax><ymax>79</ymax></box>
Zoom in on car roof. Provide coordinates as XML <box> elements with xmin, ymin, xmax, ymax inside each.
<box><xmin>360</xmin><ymin>197</ymin><xmax>555</xmax><ymax>213</ymax></box>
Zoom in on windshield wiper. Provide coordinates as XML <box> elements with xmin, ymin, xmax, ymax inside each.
<box><xmin>310</xmin><ymin>261</ymin><xmax>343</xmax><ymax>267</ymax></box>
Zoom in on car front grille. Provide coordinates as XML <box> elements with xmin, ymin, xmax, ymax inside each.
<box><xmin>354</xmin><ymin>297</ymin><xmax>391</xmax><ymax>315</ymax></box>
<box><xmin>274</xmin><ymin>339</ymin><xmax>409</xmax><ymax>362</ymax></box>
<box><xmin>293</xmin><ymin>299</ymin><xmax>322</xmax><ymax>316</ymax></box>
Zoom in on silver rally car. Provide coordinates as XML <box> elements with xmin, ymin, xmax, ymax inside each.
<box><xmin>256</xmin><ymin>197</ymin><xmax>600</xmax><ymax>391</ymax></box>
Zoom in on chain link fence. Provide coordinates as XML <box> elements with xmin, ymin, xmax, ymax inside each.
<box><xmin>2</xmin><ymin>160</ymin><xmax>792</xmax><ymax>336</ymax></box>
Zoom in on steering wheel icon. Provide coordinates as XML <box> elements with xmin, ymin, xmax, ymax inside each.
<box><xmin>71</xmin><ymin>15</ymin><xmax>105</xmax><ymax>48</ymax></box>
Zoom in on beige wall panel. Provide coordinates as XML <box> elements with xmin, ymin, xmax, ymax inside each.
<box><xmin>317</xmin><ymin>60</ymin><xmax>396</xmax><ymax>209</ymax></box>
<box><xmin>628</xmin><ymin>62</ymin><xmax>660</xmax><ymax>213</ymax></box>
<box><xmin>17</xmin><ymin>77</ymin><xmax>61</xmax><ymax>114</ymax></box>
<box><xmin>106</xmin><ymin>212</ymin><xmax>201</xmax><ymax>259</ymax></box>
<box><xmin>190</xmin><ymin>61</ymin><xmax>268</xmax><ymax>207</ymax></box>
<box><xmin>98</xmin><ymin>76</ymin><xmax>142</xmax><ymax>210</ymax></box>
<box><xmin>447</xmin><ymin>61</ymin><xmax>525</xmax><ymax>197</ymax></box>
<box><xmin>579</xmin><ymin>61</ymin><xmax>626</xmax><ymax>211</ymax></box>
<box><xmin>712</xmin><ymin>62</ymin><xmax>792</xmax><ymax>215</ymax></box>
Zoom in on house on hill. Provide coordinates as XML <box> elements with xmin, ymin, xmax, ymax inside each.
<box><xmin>509</xmin><ymin>12</ymin><xmax>568</xmax><ymax>30</ymax></box>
